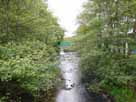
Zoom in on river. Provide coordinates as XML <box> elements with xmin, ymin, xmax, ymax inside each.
<box><xmin>56</xmin><ymin>51</ymin><xmax>88</xmax><ymax>102</ymax></box>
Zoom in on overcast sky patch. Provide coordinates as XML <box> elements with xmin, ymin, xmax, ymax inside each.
<box><xmin>47</xmin><ymin>0</ymin><xmax>86</xmax><ymax>37</ymax></box>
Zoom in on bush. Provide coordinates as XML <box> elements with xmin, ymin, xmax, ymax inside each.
<box><xmin>0</xmin><ymin>40</ymin><xmax>60</xmax><ymax>101</ymax></box>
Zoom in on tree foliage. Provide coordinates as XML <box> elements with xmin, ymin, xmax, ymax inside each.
<box><xmin>0</xmin><ymin>0</ymin><xmax>64</xmax><ymax>101</ymax></box>
<box><xmin>76</xmin><ymin>0</ymin><xmax>136</xmax><ymax>101</ymax></box>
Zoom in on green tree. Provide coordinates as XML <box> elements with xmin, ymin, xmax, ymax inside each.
<box><xmin>76</xmin><ymin>0</ymin><xmax>136</xmax><ymax>102</ymax></box>
<box><xmin>0</xmin><ymin>0</ymin><xmax>64</xmax><ymax>101</ymax></box>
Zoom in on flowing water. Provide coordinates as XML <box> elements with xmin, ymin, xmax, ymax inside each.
<box><xmin>56</xmin><ymin>51</ymin><xmax>88</xmax><ymax>102</ymax></box>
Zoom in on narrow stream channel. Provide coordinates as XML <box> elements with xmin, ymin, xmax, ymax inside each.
<box><xmin>56</xmin><ymin>50</ymin><xmax>88</xmax><ymax>102</ymax></box>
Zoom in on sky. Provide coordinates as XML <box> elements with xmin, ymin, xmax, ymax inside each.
<box><xmin>47</xmin><ymin>0</ymin><xmax>86</xmax><ymax>37</ymax></box>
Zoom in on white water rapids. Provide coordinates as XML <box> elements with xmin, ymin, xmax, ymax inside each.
<box><xmin>56</xmin><ymin>51</ymin><xmax>87</xmax><ymax>102</ymax></box>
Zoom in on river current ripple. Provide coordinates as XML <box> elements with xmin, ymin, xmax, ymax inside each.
<box><xmin>56</xmin><ymin>51</ymin><xmax>88</xmax><ymax>102</ymax></box>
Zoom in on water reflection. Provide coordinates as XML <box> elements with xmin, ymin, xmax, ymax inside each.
<box><xmin>56</xmin><ymin>51</ymin><xmax>86</xmax><ymax>102</ymax></box>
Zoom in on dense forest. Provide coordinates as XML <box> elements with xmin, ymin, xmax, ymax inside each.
<box><xmin>0</xmin><ymin>0</ymin><xmax>63</xmax><ymax>102</ymax></box>
<box><xmin>1</xmin><ymin>0</ymin><xmax>136</xmax><ymax>102</ymax></box>
<box><xmin>76</xmin><ymin>0</ymin><xmax>136</xmax><ymax>102</ymax></box>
